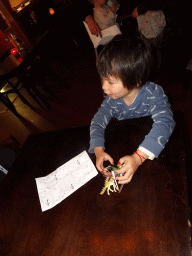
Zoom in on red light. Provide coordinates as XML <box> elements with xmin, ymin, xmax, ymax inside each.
<box><xmin>17</xmin><ymin>57</ymin><xmax>24</xmax><ymax>62</ymax></box>
<box><xmin>11</xmin><ymin>48</ymin><xmax>18</xmax><ymax>56</ymax></box>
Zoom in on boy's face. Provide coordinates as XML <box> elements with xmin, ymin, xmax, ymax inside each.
<box><xmin>102</xmin><ymin>76</ymin><xmax>135</xmax><ymax>100</ymax></box>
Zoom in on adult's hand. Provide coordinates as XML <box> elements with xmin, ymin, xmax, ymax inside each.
<box><xmin>110</xmin><ymin>0</ymin><xmax>120</xmax><ymax>13</ymax></box>
<box><xmin>86</xmin><ymin>15</ymin><xmax>102</xmax><ymax>37</ymax></box>
<box><xmin>132</xmin><ymin>7</ymin><xmax>139</xmax><ymax>18</ymax></box>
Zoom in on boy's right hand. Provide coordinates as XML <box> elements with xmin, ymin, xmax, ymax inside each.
<box><xmin>94</xmin><ymin>147</ymin><xmax>114</xmax><ymax>174</ymax></box>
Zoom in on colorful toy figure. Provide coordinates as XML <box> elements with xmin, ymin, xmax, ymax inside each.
<box><xmin>100</xmin><ymin>164</ymin><xmax>125</xmax><ymax>195</ymax></box>
<box><xmin>100</xmin><ymin>176</ymin><xmax>118</xmax><ymax>195</ymax></box>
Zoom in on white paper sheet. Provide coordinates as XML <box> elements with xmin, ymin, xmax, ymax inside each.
<box><xmin>83</xmin><ymin>22</ymin><xmax>122</xmax><ymax>48</ymax></box>
<box><xmin>35</xmin><ymin>151</ymin><xmax>98</xmax><ymax>211</ymax></box>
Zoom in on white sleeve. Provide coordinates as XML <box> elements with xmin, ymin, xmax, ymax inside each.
<box><xmin>137</xmin><ymin>146</ymin><xmax>156</xmax><ymax>160</ymax></box>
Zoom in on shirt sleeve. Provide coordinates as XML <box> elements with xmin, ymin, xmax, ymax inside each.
<box><xmin>139</xmin><ymin>85</ymin><xmax>175</xmax><ymax>158</ymax></box>
<box><xmin>136</xmin><ymin>10</ymin><xmax>166</xmax><ymax>38</ymax></box>
<box><xmin>89</xmin><ymin>97</ymin><xmax>115</xmax><ymax>153</ymax></box>
<box><xmin>151</xmin><ymin>11</ymin><xmax>166</xmax><ymax>36</ymax></box>
<box><xmin>137</xmin><ymin>146</ymin><xmax>155</xmax><ymax>160</ymax></box>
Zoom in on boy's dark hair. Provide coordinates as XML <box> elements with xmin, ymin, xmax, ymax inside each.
<box><xmin>97</xmin><ymin>35</ymin><xmax>152</xmax><ymax>90</ymax></box>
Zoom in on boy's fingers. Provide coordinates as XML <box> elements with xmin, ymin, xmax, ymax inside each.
<box><xmin>105</xmin><ymin>154</ymin><xmax>114</xmax><ymax>165</ymax></box>
<box><xmin>118</xmin><ymin>156</ymin><xmax>127</xmax><ymax>164</ymax></box>
<box><xmin>117</xmin><ymin>173</ymin><xmax>134</xmax><ymax>184</ymax></box>
<box><xmin>120</xmin><ymin>177</ymin><xmax>133</xmax><ymax>184</ymax></box>
<box><xmin>115</xmin><ymin>168</ymin><xmax>127</xmax><ymax>178</ymax></box>
<box><xmin>115</xmin><ymin>161</ymin><xmax>127</xmax><ymax>173</ymax></box>
<box><xmin>96</xmin><ymin>160</ymin><xmax>104</xmax><ymax>172</ymax></box>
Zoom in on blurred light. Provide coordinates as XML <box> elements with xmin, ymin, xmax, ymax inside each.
<box><xmin>10</xmin><ymin>48</ymin><xmax>18</xmax><ymax>56</ymax></box>
<box><xmin>49</xmin><ymin>8</ymin><xmax>55</xmax><ymax>15</ymax></box>
<box><xmin>17</xmin><ymin>57</ymin><xmax>24</xmax><ymax>62</ymax></box>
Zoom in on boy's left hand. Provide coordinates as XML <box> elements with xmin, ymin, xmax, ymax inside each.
<box><xmin>115</xmin><ymin>154</ymin><xmax>143</xmax><ymax>184</ymax></box>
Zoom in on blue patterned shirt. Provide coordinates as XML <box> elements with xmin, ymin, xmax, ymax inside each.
<box><xmin>89</xmin><ymin>82</ymin><xmax>175</xmax><ymax>158</ymax></box>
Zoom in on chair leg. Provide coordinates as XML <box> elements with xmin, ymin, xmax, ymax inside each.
<box><xmin>14</xmin><ymin>88</ymin><xmax>35</xmax><ymax>110</ymax></box>
<box><xmin>24</xmin><ymin>87</ymin><xmax>44</xmax><ymax>108</ymax></box>
<box><xmin>28</xmin><ymin>86</ymin><xmax>51</xmax><ymax>109</ymax></box>
<box><xmin>37</xmin><ymin>78</ymin><xmax>53</xmax><ymax>96</ymax></box>
<box><xmin>0</xmin><ymin>95</ymin><xmax>20</xmax><ymax>116</ymax></box>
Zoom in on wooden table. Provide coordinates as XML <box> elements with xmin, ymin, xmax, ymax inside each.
<box><xmin>0</xmin><ymin>32</ymin><xmax>56</xmax><ymax>115</ymax></box>
<box><xmin>0</xmin><ymin>30</ymin><xmax>69</xmax><ymax>88</ymax></box>
<box><xmin>0</xmin><ymin>114</ymin><xmax>191</xmax><ymax>255</ymax></box>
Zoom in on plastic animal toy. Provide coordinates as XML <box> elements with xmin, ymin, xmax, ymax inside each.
<box><xmin>100</xmin><ymin>176</ymin><xmax>118</xmax><ymax>195</ymax></box>
<box><xmin>100</xmin><ymin>164</ymin><xmax>125</xmax><ymax>195</ymax></box>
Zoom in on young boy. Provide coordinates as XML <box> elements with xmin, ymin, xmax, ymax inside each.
<box><xmin>89</xmin><ymin>35</ymin><xmax>175</xmax><ymax>185</ymax></box>
<box><xmin>88</xmin><ymin>0</ymin><xmax>120</xmax><ymax>30</ymax></box>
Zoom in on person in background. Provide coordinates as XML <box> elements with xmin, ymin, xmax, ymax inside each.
<box><xmin>48</xmin><ymin>0</ymin><xmax>102</xmax><ymax>37</ymax></box>
<box><xmin>84</xmin><ymin>2</ymin><xmax>102</xmax><ymax>38</ymax></box>
<box><xmin>132</xmin><ymin>3</ymin><xmax>166</xmax><ymax>68</ymax></box>
<box><xmin>132</xmin><ymin>4</ymin><xmax>166</xmax><ymax>43</ymax></box>
<box><xmin>88</xmin><ymin>0</ymin><xmax>120</xmax><ymax>30</ymax></box>
<box><xmin>89</xmin><ymin>35</ymin><xmax>175</xmax><ymax>184</ymax></box>
<box><xmin>85</xmin><ymin>14</ymin><xmax>102</xmax><ymax>37</ymax></box>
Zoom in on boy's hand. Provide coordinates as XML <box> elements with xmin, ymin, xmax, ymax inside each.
<box><xmin>115</xmin><ymin>151</ymin><xmax>148</xmax><ymax>184</ymax></box>
<box><xmin>94</xmin><ymin>147</ymin><xmax>114</xmax><ymax>174</ymax></box>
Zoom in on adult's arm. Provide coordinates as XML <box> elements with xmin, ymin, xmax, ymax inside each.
<box><xmin>77</xmin><ymin>1</ymin><xmax>102</xmax><ymax>37</ymax></box>
<box><xmin>85</xmin><ymin>15</ymin><xmax>102</xmax><ymax>37</ymax></box>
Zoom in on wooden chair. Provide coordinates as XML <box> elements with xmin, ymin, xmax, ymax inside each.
<box><xmin>0</xmin><ymin>74</ymin><xmax>27</xmax><ymax>116</ymax></box>
<box><xmin>0</xmin><ymin>57</ymin><xmax>51</xmax><ymax>116</ymax></box>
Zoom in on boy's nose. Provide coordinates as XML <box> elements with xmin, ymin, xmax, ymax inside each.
<box><xmin>102</xmin><ymin>80</ymin><xmax>108</xmax><ymax>90</ymax></box>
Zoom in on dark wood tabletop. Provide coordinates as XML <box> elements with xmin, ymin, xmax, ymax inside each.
<box><xmin>0</xmin><ymin>30</ymin><xmax>51</xmax><ymax>82</ymax></box>
<box><xmin>0</xmin><ymin>114</ymin><xmax>191</xmax><ymax>255</ymax></box>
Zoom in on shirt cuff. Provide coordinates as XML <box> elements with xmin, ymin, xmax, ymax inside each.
<box><xmin>137</xmin><ymin>146</ymin><xmax>155</xmax><ymax>160</ymax></box>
